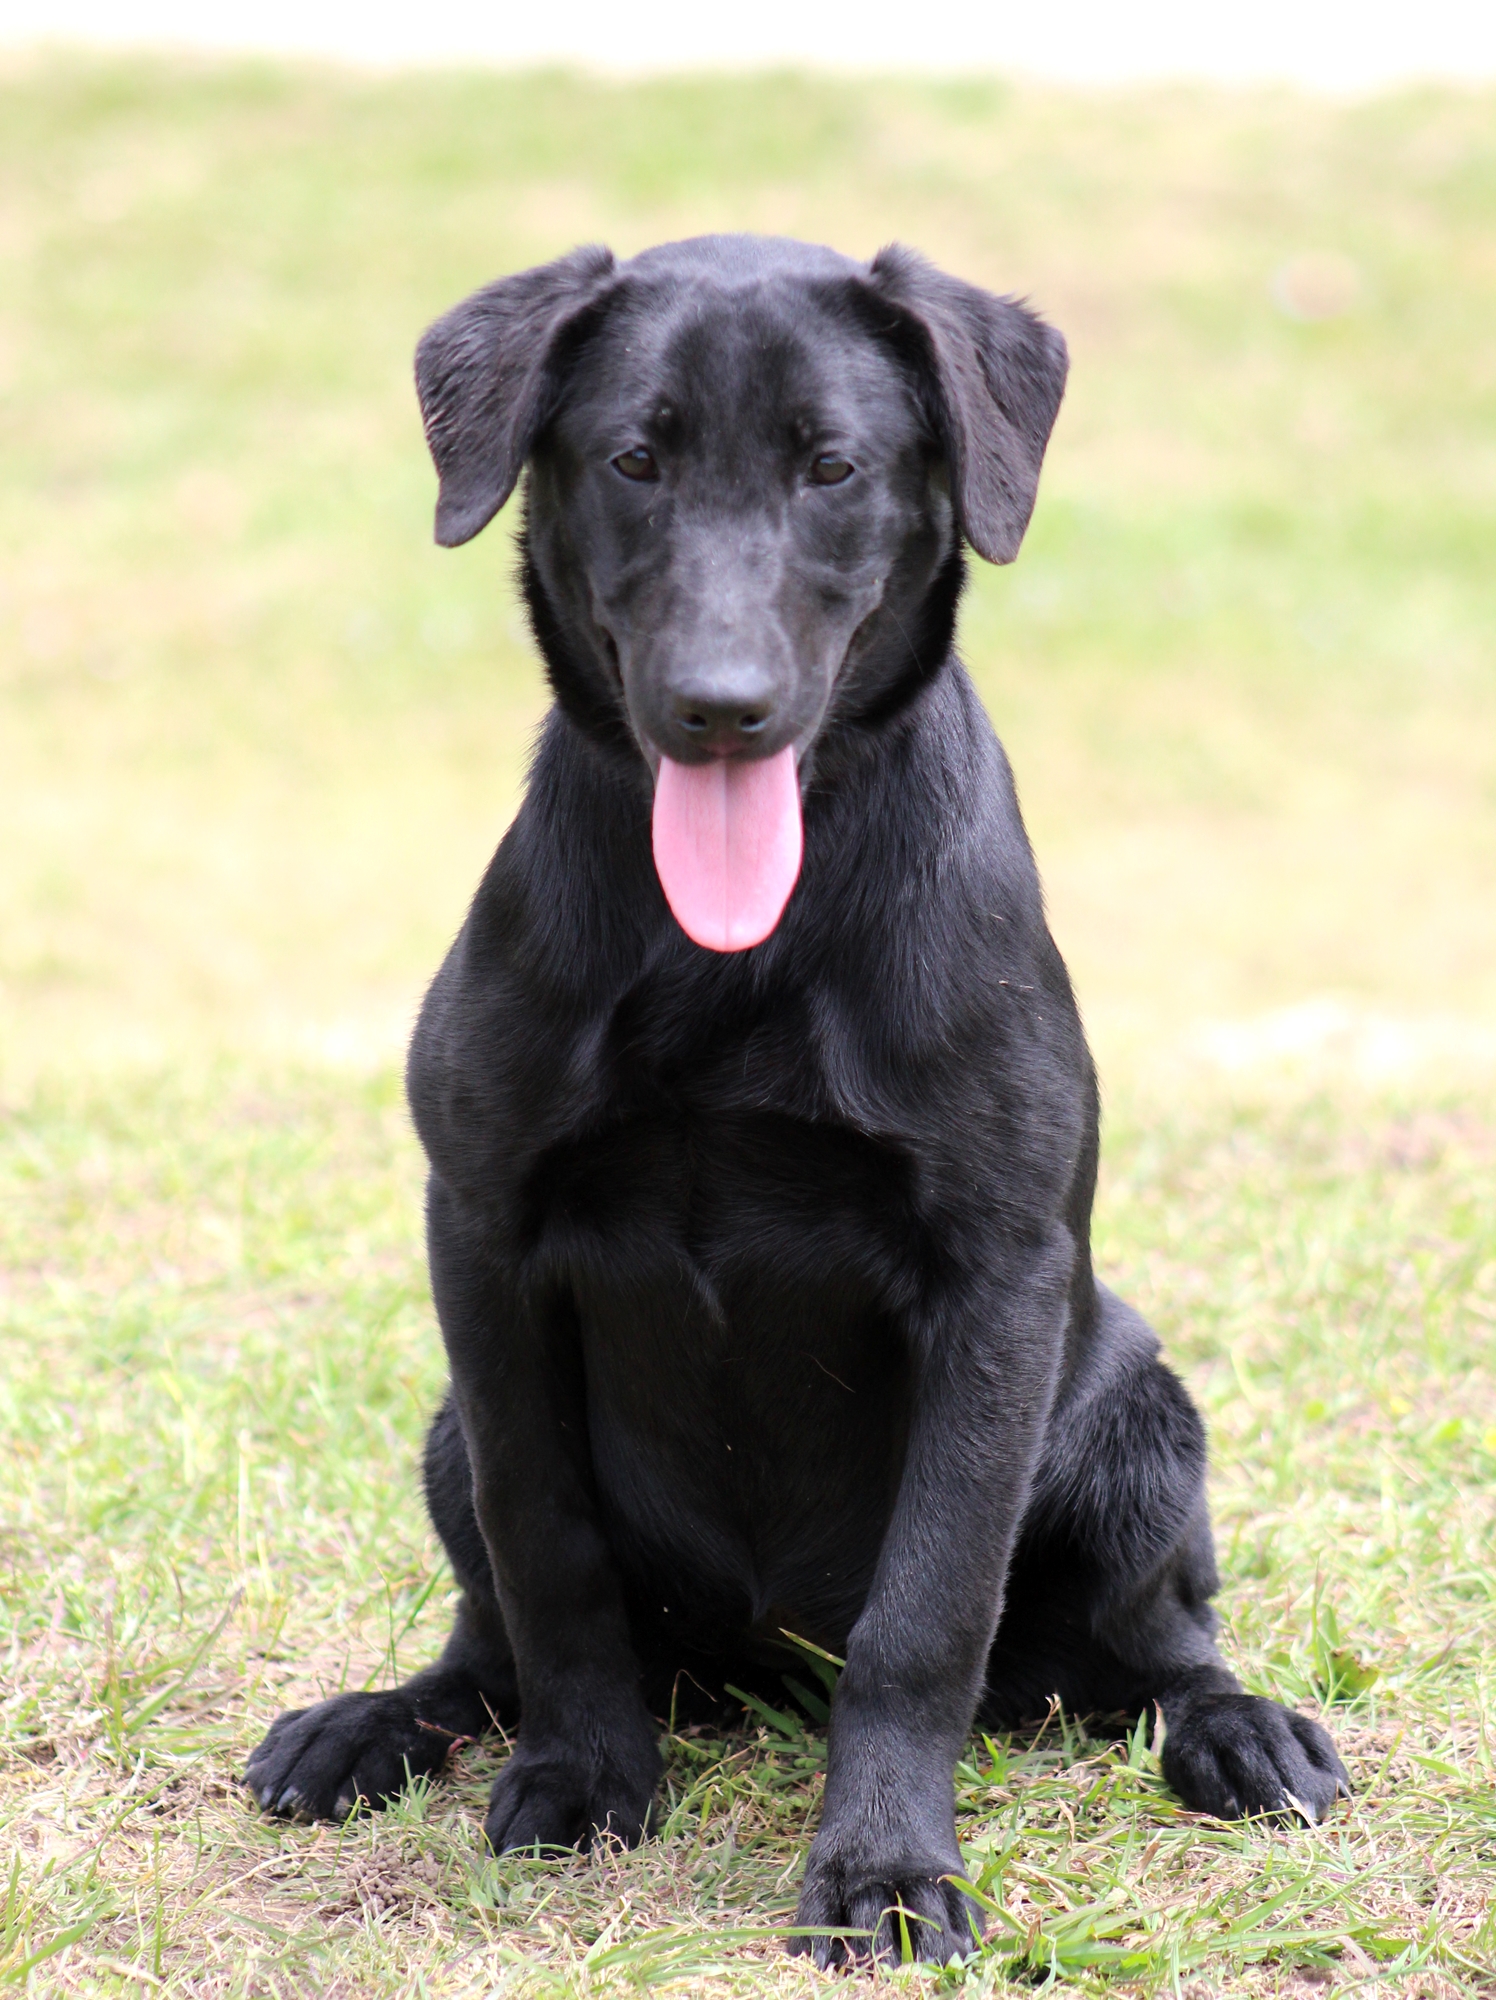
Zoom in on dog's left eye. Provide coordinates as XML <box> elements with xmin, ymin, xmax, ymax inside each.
<box><xmin>612</xmin><ymin>448</ymin><xmax>659</xmax><ymax>482</ymax></box>
<box><xmin>809</xmin><ymin>454</ymin><xmax>855</xmax><ymax>486</ymax></box>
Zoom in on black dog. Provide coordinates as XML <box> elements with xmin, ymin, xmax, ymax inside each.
<box><xmin>247</xmin><ymin>235</ymin><xmax>1347</xmax><ymax>1966</ymax></box>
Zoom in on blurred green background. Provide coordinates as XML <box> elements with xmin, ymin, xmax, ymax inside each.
<box><xmin>2</xmin><ymin>57</ymin><xmax>1494</xmax><ymax>1084</ymax></box>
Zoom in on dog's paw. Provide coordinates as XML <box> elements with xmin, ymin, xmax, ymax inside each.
<box><xmin>1162</xmin><ymin>1690</ymin><xmax>1350</xmax><ymax>1823</ymax></box>
<box><xmin>245</xmin><ymin>1691</ymin><xmax>463</xmax><ymax>1822</ymax></box>
<box><xmin>483</xmin><ymin>1741</ymin><xmax>658</xmax><ymax>1854</ymax></box>
<box><xmin>791</xmin><ymin>1842</ymin><xmax>982</xmax><ymax>1968</ymax></box>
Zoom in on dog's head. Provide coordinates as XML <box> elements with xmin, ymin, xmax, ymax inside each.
<box><xmin>416</xmin><ymin>235</ymin><xmax>1066</xmax><ymax>950</ymax></box>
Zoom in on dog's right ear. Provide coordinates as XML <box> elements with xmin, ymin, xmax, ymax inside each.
<box><xmin>415</xmin><ymin>245</ymin><xmax>617</xmax><ymax>548</ymax></box>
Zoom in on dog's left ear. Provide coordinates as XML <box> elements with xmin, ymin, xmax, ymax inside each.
<box><xmin>865</xmin><ymin>246</ymin><xmax>1068</xmax><ymax>564</ymax></box>
<box><xmin>415</xmin><ymin>244</ymin><xmax>618</xmax><ymax>548</ymax></box>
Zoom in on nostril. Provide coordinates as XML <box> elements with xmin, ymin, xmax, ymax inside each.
<box><xmin>669</xmin><ymin>689</ymin><xmax>775</xmax><ymax>744</ymax></box>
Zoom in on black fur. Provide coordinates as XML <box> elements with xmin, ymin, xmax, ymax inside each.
<box><xmin>246</xmin><ymin>234</ymin><xmax>1347</xmax><ymax>1967</ymax></box>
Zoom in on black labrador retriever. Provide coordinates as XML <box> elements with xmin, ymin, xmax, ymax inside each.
<box><xmin>246</xmin><ymin>234</ymin><xmax>1347</xmax><ymax>1965</ymax></box>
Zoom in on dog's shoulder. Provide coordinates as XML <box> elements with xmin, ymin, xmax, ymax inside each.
<box><xmin>801</xmin><ymin>664</ymin><xmax>1072</xmax><ymax>1027</ymax></box>
<box><xmin>405</xmin><ymin>715</ymin><xmax>651</xmax><ymax>1167</ymax></box>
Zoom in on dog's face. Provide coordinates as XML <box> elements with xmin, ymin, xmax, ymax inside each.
<box><xmin>526</xmin><ymin>266</ymin><xmax>952</xmax><ymax>774</ymax></box>
<box><xmin>416</xmin><ymin>236</ymin><xmax>1067</xmax><ymax>948</ymax></box>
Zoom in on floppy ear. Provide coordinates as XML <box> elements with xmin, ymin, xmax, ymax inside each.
<box><xmin>415</xmin><ymin>244</ymin><xmax>618</xmax><ymax>548</ymax></box>
<box><xmin>865</xmin><ymin>245</ymin><xmax>1068</xmax><ymax>564</ymax></box>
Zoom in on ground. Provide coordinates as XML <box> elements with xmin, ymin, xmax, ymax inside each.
<box><xmin>1</xmin><ymin>54</ymin><xmax>1494</xmax><ymax>1999</ymax></box>
<box><xmin>3</xmin><ymin>1075</ymin><xmax>1493</xmax><ymax>1993</ymax></box>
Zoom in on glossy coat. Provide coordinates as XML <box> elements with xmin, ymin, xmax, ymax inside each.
<box><xmin>247</xmin><ymin>235</ymin><xmax>1347</xmax><ymax>1967</ymax></box>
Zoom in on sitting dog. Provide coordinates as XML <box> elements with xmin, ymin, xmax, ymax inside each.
<box><xmin>247</xmin><ymin>234</ymin><xmax>1348</xmax><ymax>1966</ymax></box>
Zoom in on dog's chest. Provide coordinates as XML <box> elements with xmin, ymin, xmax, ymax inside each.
<box><xmin>530</xmin><ymin>1092</ymin><xmax>914</xmax><ymax>1304</ymax></box>
<box><xmin>528</xmin><ymin>1105</ymin><xmax>915</xmax><ymax>1622</ymax></box>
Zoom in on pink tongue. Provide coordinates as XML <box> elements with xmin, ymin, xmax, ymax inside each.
<box><xmin>652</xmin><ymin>746</ymin><xmax>803</xmax><ymax>952</ymax></box>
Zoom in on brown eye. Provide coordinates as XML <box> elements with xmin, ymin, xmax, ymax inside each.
<box><xmin>612</xmin><ymin>447</ymin><xmax>659</xmax><ymax>482</ymax></box>
<box><xmin>810</xmin><ymin>453</ymin><xmax>854</xmax><ymax>486</ymax></box>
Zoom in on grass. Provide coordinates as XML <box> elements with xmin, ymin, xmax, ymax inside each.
<box><xmin>2</xmin><ymin>1075</ymin><xmax>1493</xmax><ymax>1993</ymax></box>
<box><xmin>1</xmin><ymin>50</ymin><xmax>1494</xmax><ymax>1998</ymax></box>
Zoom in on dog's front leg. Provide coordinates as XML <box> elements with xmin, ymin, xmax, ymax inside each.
<box><xmin>428</xmin><ymin>1178</ymin><xmax>661</xmax><ymax>1854</ymax></box>
<box><xmin>792</xmin><ymin>1229</ymin><xmax>1072</xmax><ymax>1968</ymax></box>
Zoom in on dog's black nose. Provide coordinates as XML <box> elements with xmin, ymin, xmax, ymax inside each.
<box><xmin>667</xmin><ymin>670</ymin><xmax>777</xmax><ymax>756</ymax></box>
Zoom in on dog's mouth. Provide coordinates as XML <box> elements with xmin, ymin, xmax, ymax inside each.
<box><xmin>650</xmin><ymin>747</ymin><xmax>803</xmax><ymax>952</ymax></box>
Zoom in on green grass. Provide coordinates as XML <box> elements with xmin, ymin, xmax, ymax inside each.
<box><xmin>2</xmin><ymin>1076</ymin><xmax>1492</xmax><ymax>1993</ymax></box>
<box><xmin>1</xmin><ymin>51</ymin><xmax>1494</xmax><ymax>1997</ymax></box>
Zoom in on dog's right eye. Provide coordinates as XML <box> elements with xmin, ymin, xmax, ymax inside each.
<box><xmin>612</xmin><ymin>448</ymin><xmax>659</xmax><ymax>482</ymax></box>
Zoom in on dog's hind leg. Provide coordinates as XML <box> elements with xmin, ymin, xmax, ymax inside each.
<box><xmin>1104</xmin><ymin>1526</ymin><xmax>1349</xmax><ymax>1824</ymax></box>
<box><xmin>244</xmin><ymin>1393</ymin><xmax>519</xmax><ymax>1822</ymax></box>
<box><xmin>983</xmin><ymin>1286</ymin><xmax>1348</xmax><ymax>1822</ymax></box>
